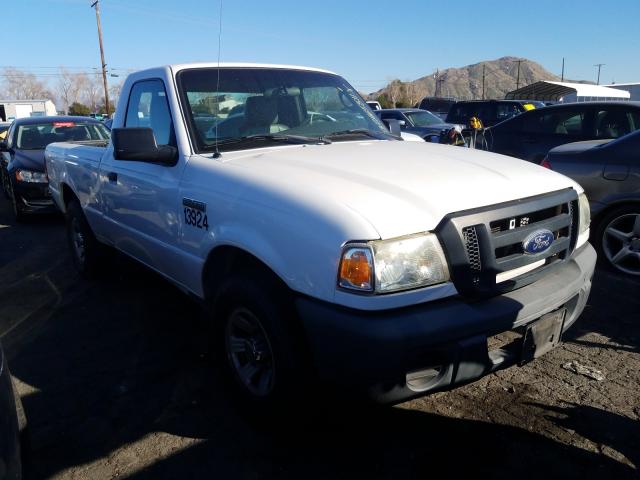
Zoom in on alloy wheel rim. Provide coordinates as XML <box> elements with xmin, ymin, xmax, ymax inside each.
<box><xmin>225</xmin><ymin>307</ymin><xmax>275</xmax><ymax>397</ymax></box>
<box><xmin>602</xmin><ymin>213</ymin><xmax>640</xmax><ymax>276</ymax></box>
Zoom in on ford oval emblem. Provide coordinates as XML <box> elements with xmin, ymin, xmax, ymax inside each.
<box><xmin>522</xmin><ymin>229</ymin><xmax>554</xmax><ymax>255</ymax></box>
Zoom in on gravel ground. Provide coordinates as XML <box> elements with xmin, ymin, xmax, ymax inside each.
<box><xmin>0</xmin><ymin>201</ymin><xmax>638</xmax><ymax>480</ymax></box>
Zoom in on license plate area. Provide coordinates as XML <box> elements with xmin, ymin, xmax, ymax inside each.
<box><xmin>521</xmin><ymin>308</ymin><xmax>566</xmax><ymax>364</ymax></box>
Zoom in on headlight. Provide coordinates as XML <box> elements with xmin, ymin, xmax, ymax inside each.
<box><xmin>338</xmin><ymin>233</ymin><xmax>450</xmax><ymax>294</ymax></box>
<box><xmin>577</xmin><ymin>192</ymin><xmax>590</xmax><ymax>248</ymax></box>
<box><xmin>15</xmin><ymin>169</ymin><xmax>48</xmax><ymax>183</ymax></box>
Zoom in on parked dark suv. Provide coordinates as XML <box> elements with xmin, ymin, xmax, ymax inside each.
<box><xmin>445</xmin><ymin>100</ymin><xmax>526</xmax><ymax>128</ymax></box>
<box><xmin>418</xmin><ymin>97</ymin><xmax>457</xmax><ymax>120</ymax></box>
<box><xmin>487</xmin><ymin>101</ymin><xmax>640</xmax><ymax>162</ymax></box>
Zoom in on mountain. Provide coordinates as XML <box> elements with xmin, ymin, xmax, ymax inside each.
<box><xmin>368</xmin><ymin>56</ymin><xmax>591</xmax><ymax>105</ymax></box>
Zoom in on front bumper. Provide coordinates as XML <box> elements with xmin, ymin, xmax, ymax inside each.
<box><xmin>296</xmin><ymin>243</ymin><xmax>596</xmax><ymax>404</ymax></box>
<box><xmin>13</xmin><ymin>180</ymin><xmax>56</xmax><ymax>214</ymax></box>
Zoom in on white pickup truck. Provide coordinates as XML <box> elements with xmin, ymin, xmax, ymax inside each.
<box><xmin>46</xmin><ymin>63</ymin><xmax>596</xmax><ymax>405</ymax></box>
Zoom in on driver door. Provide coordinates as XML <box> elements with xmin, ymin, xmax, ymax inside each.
<box><xmin>99</xmin><ymin>79</ymin><xmax>186</xmax><ymax>281</ymax></box>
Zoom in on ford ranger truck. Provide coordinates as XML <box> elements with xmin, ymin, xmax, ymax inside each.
<box><xmin>45</xmin><ymin>63</ymin><xmax>596</xmax><ymax>405</ymax></box>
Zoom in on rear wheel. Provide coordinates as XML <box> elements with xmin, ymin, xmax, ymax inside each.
<box><xmin>594</xmin><ymin>204</ymin><xmax>640</xmax><ymax>276</ymax></box>
<box><xmin>66</xmin><ymin>200</ymin><xmax>104</xmax><ymax>277</ymax></box>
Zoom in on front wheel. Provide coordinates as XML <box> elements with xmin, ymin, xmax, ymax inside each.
<box><xmin>9</xmin><ymin>182</ymin><xmax>25</xmax><ymax>222</ymax></box>
<box><xmin>214</xmin><ymin>273</ymin><xmax>304</xmax><ymax>408</ymax></box>
<box><xmin>66</xmin><ymin>200</ymin><xmax>104</xmax><ymax>277</ymax></box>
<box><xmin>594</xmin><ymin>204</ymin><xmax>640</xmax><ymax>276</ymax></box>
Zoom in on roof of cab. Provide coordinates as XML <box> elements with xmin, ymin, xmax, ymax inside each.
<box><xmin>170</xmin><ymin>62</ymin><xmax>336</xmax><ymax>75</ymax></box>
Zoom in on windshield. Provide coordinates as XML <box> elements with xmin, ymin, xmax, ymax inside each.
<box><xmin>177</xmin><ymin>68</ymin><xmax>390</xmax><ymax>152</ymax></box>
<box><xmin>405</xmin><ymin>110</ymin><xmax>443</xmax><ymax>127</ymax></box>
<box><xmin>16</xmin><ymin>121</ymin><xmax>110</xmax><ymax>150</ymax></box>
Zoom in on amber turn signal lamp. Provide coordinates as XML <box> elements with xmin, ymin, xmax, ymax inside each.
<box><xmin>339</xmin><ymin>247</ymin><xmax>373</xmax><ymax>291</ymax></box>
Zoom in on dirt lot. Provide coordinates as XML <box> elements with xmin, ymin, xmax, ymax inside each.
<box><xmin>0</xmin><ymin>200</ymin><xmax>638</xmax><ymax>480</ymax></box>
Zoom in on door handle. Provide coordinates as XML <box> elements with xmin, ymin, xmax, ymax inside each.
<box><xmin>107</xmin><ymin>172</ymin><xmax>118</xmax><ymax>183</ymax></box>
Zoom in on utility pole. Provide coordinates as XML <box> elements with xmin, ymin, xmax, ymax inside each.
<box><xmin>482</xmin><ymin>64</ymin><xmax>486</xmax><ymax>100</ymax></box>
<box><xmin>594</xmin><ymin>63</ymin><xmax>605</xmax><ymax>85</ymax></box>
<box><xmin>514</xmin><ymin>59</ymin><xmax>524</xmax><ymax>90</ymax></box>
<box><xmin>561</xmin><ymin>57</ymin><xmax>565</xmax><ymax>82</ymax></box>
<box><xmin>434</xmin><ymin>69</ymin><xmax>440</xmax><ymax>97</ymax></box>
<box><xmin>91</xmin><ymin>0</ymin><xmax>110</xmax><ymax>116</ymax></box>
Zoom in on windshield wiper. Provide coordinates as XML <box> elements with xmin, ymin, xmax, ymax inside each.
<box><xmin>212</xmin><ymin>133</ymin><xmax>331</xmax><ymax>148</ymax></box>
<box><xmin>322</xmin><ymin>129</ymin><xmax>387</xmax><ymax>141</ymax></box>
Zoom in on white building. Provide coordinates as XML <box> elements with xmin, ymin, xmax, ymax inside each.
<box><xmin>0</xmin><ymin>99</ymin><xmax>58</xmax><ymax>122</ymax></box>
<box><xmin>506</xmin><ymin>81</ymin><xmax>630</xmax><ymax>103</ymax></box>
<box><xmin>605</xmin><ymin>83</ymin><xmax>640</xmax><ymax>101</ymax></box>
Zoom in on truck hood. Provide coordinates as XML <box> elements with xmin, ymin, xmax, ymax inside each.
<box><xmin>220</xmin><ymin>141</ymin><xmax>581</xmax><ymax>239</ymax></box>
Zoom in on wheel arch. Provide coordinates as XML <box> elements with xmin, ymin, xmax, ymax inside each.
<box><xmin>591</xmin><ymin>198</ymin><xmax>640</xmax><ymax>230</ymax></box>
<box><xmin>201</xmin><ymin>245</ymin><xmax>291</xmax><ymax>307</ymax></box>
<box><xmin>60</xmin><ymin>182</ymin><xmax>79</xmax><ymax>212</ymax></box>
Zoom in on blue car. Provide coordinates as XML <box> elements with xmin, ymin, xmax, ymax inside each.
<box><xmin>0</xmin><ymin>116</ymin><xmax>110</xmax><ymax>221</ymax></box>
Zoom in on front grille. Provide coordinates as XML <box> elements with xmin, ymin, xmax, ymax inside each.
<box><xmin>437</xmin><ymin>189</ymin><xmax>579</xmax><ymax>298</ymax></box>
<box><xmin>462</xmin><ymin>226</ymin><xmax>481</xmax><ymax>271</ymax></box>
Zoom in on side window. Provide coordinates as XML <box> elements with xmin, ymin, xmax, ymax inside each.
<box><xmin>527</xmin><ymin>110</ymin><xmax>584</xmax><ymax>136</ymax></box>
<box><xmin>496</xmin><ymin>103</ymin><xmax>521</xmax><ymax>122</ymax></box>
<box><xmin>594</xmin><ymin>108</ymin><xmax>634</xmax><ymax>139</ymax></box>
<box><xmin>628</xmin><ymin>111</ymin><xmax>640</xmax><ymax>133</ymax></box>
<box><xmin>125</xmin><ymin>79</ymin><xmax>175</xmax><ymax>146</ymax></box>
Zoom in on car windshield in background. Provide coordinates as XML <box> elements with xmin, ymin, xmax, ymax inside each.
<box><xmin>405</xmin><ymin>110</ymin><xmax>442</xmax><ymax>127</ymax></box>
<box><xmin>177</xmin><ymin>68</ymin><xmax>390</xmax><ymax>153</ymax></box>
<box><xmin>16</xmin><ymin>121</ymin><xmax>110</xmax><ymax>150</ymax></box>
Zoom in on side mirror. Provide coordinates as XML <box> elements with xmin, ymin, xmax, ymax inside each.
<box><xmin>398</xmin><ymin>120</ymin><xmax>407</xmax><ymax>128</ymax></box>
<box><xmin>0</xmin><ymin>140</ymin><xmax>8</xmax><ymax>152</ymax></box>
<box><xmin>381</xmin><ymin>119</ymin><xmax>402</xmax><ymax>136</ymax></box>
<box><xmin>112</xmin><ymin>128</ymin><xmax>177</xmax><ymax>165</ymax></box>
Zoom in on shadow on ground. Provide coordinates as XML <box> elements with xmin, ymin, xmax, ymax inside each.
<box><xmin>0</xmin><ymin>201</ymin><xmax>638</xmax><ymax>479</ymax></box>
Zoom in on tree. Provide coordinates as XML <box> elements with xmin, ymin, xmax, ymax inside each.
<box><xmin>1</xmin><ymin>67</ymin><xmax>53</xmax><ymax>100</ymax></box>
<box><xmin>68</xmin><ymin>102</ymin><xmax>91</xmax><ymax>116</ymax></box>
<box><xmin>98</xmin><ymin>101</ymin><xmax>115</xmax><ymax>115</ymax></box>
<box><xmin>56</xmin><ymin>67</ymin><xmax>84</xmax><ymax>114</ymax></box>
<box><xmin>109</xmin><ymin>81</ymin><xmax>123</xmax><ymax>108</ymax></box>
<box><xmin>377</xmin><ymin>94</ymin><xmax>393</xmax><ymax>109</ymax></box>
<box><xmin>386</xmin><ymin>79</ymin><xmax>405</xmax><ymax>108</ymax></box>
<box><xmin>82</xmin><ymin>75</ymin><xmax>103</xmax><ymax>112</ymax></box>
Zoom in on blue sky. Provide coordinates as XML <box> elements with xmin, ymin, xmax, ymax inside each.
<box><xmin>4</xmin><ymin>0</ymin><xmax>640</xmax><ymax>94</ymax></box>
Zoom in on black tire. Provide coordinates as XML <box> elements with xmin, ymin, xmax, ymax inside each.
<box><xmin>66</xmin><ymin>200</ymin><xmax>104</xmax><ymax>277</ymax></box>
<box><xmin>1</xmin><ymin>170</ymin><xmax>10</xmax><ymax>199</ymax></box>
<box><xmin>213</xmin><ymin>272</ymin><xmax>304</xmax><ymax>410</ymax></box>
<box><xmin>9</xmin><ymin>182</ymin><xmax>25</xmax><ymax>222</ymax></box>
<box><xmin>593</xmin><ymin>204</ymin><xmax>640</xmax><ymax>276</ymax></box>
